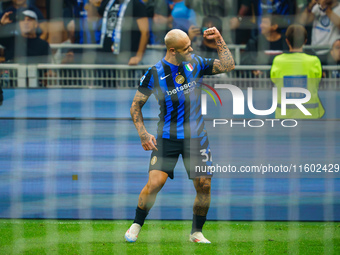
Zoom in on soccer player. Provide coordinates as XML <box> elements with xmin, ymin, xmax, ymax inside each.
<box><xmin>125</xmin><ymin>28</ymin><xmax>235</xmax><ymax>243</ymax></box>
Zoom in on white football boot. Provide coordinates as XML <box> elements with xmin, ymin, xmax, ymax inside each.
<box><xmin>124</xmin><ymin>223</ymin><xmax>142</xmax><ymax>242</ymax></box>
<box><xmin>189</xmin><ymin>232</ymin><xmax>211</xmax><ymax>244</ymax></box>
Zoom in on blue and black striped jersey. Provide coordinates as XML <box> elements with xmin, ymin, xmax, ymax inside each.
<box><xmin>138</xmin><ymin>54</ymin><xmax>214</xmax><ymax>139</ymax></box>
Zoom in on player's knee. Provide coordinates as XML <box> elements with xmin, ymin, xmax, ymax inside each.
<box><xmin>202</xmin><ymin>182</ymin><xmax>211</xmax><ymax>194</ymax></box>
<box><xmin>197</xmin><ymin>177</ymin><xmax>211</xmax><ymax>194</ymax></box>
<box><xmin>146</xmin><ymin>179</ymin><xmax>165</xmax><ymax>194</ymax></box>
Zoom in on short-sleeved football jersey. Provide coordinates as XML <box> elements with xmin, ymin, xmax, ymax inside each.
<box><xmin>138</xmin><ymin>54</ymin><xmax>214</xmax><ymax>139</ymax></box>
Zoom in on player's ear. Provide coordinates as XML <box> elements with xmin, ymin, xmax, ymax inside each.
<box><xmin>285</xmin><ymin>38</ymin><xmax>291</xmax><ymax>48</ymax></box>
<box><xmin>169</xmin><ymin>47</ymin><xmax>176</xmax><ymax>55</ymax></box>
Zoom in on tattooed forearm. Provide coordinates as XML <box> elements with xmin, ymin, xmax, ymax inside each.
<box><xmin>212</xmin><ymin>36</ymin><xmax>235</xmax><ymax>74</ymax></box>
<box><xmin>130</xmin><ymin>91</ymin><xmax>150</xmax><ymax>142</ymax></box>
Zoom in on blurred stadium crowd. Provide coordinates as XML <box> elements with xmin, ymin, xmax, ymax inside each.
<box><xmin>0</xmin><ymin>0</ymin><xmax>339</xmax><ymax>67</ymax></box>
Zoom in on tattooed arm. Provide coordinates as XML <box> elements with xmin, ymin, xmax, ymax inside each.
<box><xmin>130</xmin><ymin>91</ymin><xmax>158</xmax><ymax>151</ymax></box>
<box><xmin>203</xmin><ymin>27</ymin><xmax>235</xmax><ymax>74</ymax></box>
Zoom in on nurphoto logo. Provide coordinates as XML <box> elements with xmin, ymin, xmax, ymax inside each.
<box><xmin>201</xmin><ymin>84</ymin><xmax>312</xmax><ymax>128</ymax></box>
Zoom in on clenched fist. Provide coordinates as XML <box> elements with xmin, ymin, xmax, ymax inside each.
<box><xmin>203</xmin><ymin>27</ymin><xmax>222</xmax><ymax>41</ymax></box>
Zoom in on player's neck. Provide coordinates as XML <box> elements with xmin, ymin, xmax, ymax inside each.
<box><xmin>289</xmin><ymin>47</ymin><xmax>303</xmax><ymax>53</ymax></box>
<box><xmin>164</xmin><ymin>53</ymin><xmax>180</xmax><ymax>66</ymax></box>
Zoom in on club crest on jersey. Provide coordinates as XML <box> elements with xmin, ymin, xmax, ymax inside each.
<box><xmin>151</xmin><ymin>156</ymin><xmax>157</xmax><ymax>165</ymax></box>
<box><xmin>175</xmin><ymin>75</ymin><xmax>185</xmax><ymax>84</ymax></box>
<box><xmin>185</xmin><ymin>63</ymin><xmax>194</xmax><ymax>72</ymax></box>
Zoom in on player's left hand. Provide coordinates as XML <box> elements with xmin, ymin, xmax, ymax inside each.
<box><xmin>203</xmin><ymin>27</ymin><xmax>222</xmax><ymax>41</ymax></box>
<box><xmin>128</xmin><ymin>56</ymin><xmax>142</xmax><ymax>65</ymax></box>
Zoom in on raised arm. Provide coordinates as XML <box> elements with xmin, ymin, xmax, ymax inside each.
<box><xmin>0</xmin><ymin>11</ymin><xmax>13</xmax><ymax>26</ymax></box>
<box><xmin>324</xmin><ymin>1</ymin><xmax>340</xmax><ymax>29</ymax></box>
<box><xmin>130</xmin><ymin>91</ymin><xmax>157</xmax><ymax>151</ymax></box>
<box><xmin>299</xmin><ymin>0</ymin><xmax>317</xmax><ymax>25</ymax></box>
<box><xmin>128</xmin><ymin>17</ymin><xmax>149</xmax><ymax>65</ymax></box>
<box><xmin>0</xmin><ymin>12</ymin><xmax>14</xmax><ymax>46</ymax></box>
<box><xmin>203</xmin><ymin>27</ymin><xmax>235</xmax><ymax>74</ymax></box>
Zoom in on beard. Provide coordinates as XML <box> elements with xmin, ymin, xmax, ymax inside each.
<box><xmin>175</xmin><ymin>52</ymin><xmax>192</xmax><ymax>63</ymax></box>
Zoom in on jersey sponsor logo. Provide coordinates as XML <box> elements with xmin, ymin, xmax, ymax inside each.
<box><xmin>166</xmin><ymin>81</ymin><xmax>197</xmax><ymax>96</ymax></box>
<box><xmin>160</xmin><ymin>74</ymin><xmax>170</xmax><ymax>80</ymax></box>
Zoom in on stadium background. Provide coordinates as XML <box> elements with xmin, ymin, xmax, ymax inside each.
<box><xmin>0</xmin><ymin>87</ymin><xmax>339</xmax><ymax>221</ymax></box>
<box><xmin>0</xmin><ymin>3</ymin><xmax>340</xmax><ymax>253</ymax></box>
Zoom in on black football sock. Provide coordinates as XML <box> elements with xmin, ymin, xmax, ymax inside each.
<box><xmin>133</xmin><ymin>206</ymin><xmax>148</xmax><ymax>227</ymax></box>
<box><xmin>191</xmin><ymin>214</ymin><xmax>206</xmax><ymax>234</ymax></box>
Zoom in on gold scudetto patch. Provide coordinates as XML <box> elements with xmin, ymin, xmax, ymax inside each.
<box><xmin>175</xmin><ymin>75</ymin><xmax>185</xmax><ymax>84</ymax></box>
<box><xmin>151</xmin><ymin>156</ymin><xmax>157</xmax><ymax>165</ymax></box>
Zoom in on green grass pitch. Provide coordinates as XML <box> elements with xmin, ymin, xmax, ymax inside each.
<box><xmin>0</xmin><ymin>219</ymin><xmax>339</xmax><ymax>254</ymax></box>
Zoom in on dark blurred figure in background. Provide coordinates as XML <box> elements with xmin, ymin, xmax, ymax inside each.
<box><xmin>143</xmin><ymin>0</ymin><xmax>169</xmax><ymax>45</ymax></box>
<box><xmin>169</xmin><ymin>0</ymin><xmax>196</xmax><ymax>34</ymax></box>
<box><xmin>44</xmin><ymin>0</ymin><xmax>78</xmax><ymax>64</ymax></box>
<box><xmin>0</xmin><ymin>71</ymin><xmax>3</xmax><ymax>104</ymax></box>
<box><xmin>188</xmin><ymin>16</ymin><xmax>223</xmax><ymax>59</ymax></box>
<box><xmin>0</xmin><ymin>0</ymin><xmax>48</xmax><ymax>40</ymax></box>
<box><xmin>0</xmin><ymin>9</ymin><xmax>51</xmax><ymax>63</ymax></box>
<box><xmin>64</xmin><ymin>0</ymin><xmax>102</xmax><ymax>64</ymax></box>
<box><xmin>184</xmin><ymin>0</ymin><xmax>229</xmax><ymax>18</ymax></box>
<box><xmin>323</xmin><ymin>36</ymin><xmax>340</xmax><ymax>77</ymax></box>
<box><xmin>252</xmin><ymin>0</ymin><xmax>298</xmax><ymax>31</ymax></box>
<box><xmin>328</xmin><ymin>36</ymin><xmax>340</xmax><ymax>65</ymax></box>
<box><xmin>0</xmin><ymin>87</ymin><xmax>3</xmax><ymax>105</ymax></box>
<box><xmin>229</xmin><ymin>0</ymin><xmax>255</xmax><ymax>45</ymax></box>
<box><xmin>242</xmin><ymin>14</ymin><xmax>288</xmax><ymax>67</ymax></box>
<box><xmin>97</xmin><ymin>0</ymin><xmax>149</xmax><ymax>65</ymax></box>
<box><xmin>43</xmin><ymin>0</ymin><xmax>77</xmax><ymax>45</ymax></box>
<box><xmin>184</xmin><ymin>0</ymin><xmax>232</xmax><ymax>43</ymax></box>
<box><xmin>75</xmin><ymin>0</ymin><xmax>102</xmax><ymax>44</ymax></box>
<box><xmin>140</xmin><ymin>0</ymin><xmax>170</xmax><ymax>65</ymax></box>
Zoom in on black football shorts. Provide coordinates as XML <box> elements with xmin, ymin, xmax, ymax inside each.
<box><xmin>148</xmin><ymin>137</ymin><xmax>213</xmax><ymax>179</ymax></box>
